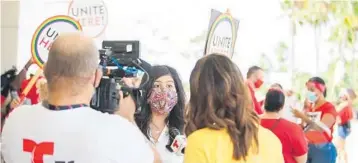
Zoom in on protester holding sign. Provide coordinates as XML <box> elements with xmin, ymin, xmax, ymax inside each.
<box><xmin>11</xmin><ymin>59</ymin><xmax>34</xmax><ymax>91</ymax></box>
<box><xmin>184</xmin><ymin>54</ymin><xmax>284</xmax><ymax>163</ymax></box>
<box><xmin>1</xmin><ymin>33</ymin><xmax>158</xmax><ymax>163</ymax></box>
<box><xmin>292</xmin><ymin>77</ymin><xmax>337</xmax><ymax>163</ymax></box>
<box><xmin>1</xmin><ymin>59</ymin><xmax>33</xmax><ymax>128</ymax></box>
<box><xmin>18</xmin><ymin>65</ymin><xmax>42</xmax><ymax>105</ymax></box>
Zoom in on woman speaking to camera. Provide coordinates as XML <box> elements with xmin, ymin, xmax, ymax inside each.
<box><xmin>135</xmin><ymin>65</ymin><xmax>186</xmax><ymax>163</ymax></box>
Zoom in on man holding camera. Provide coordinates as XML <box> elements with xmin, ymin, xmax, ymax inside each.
<box><xmin>1</xmin><ymin>33</ymin><xmax>161</xmax><ymax>163</ymax></box>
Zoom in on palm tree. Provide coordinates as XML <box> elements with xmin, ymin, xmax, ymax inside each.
<box><xmin>281</xmin><ymin>0</ymin><xmax>358</xmax><ymax>106</ymax></box>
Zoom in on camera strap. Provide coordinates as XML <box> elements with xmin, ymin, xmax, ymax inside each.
<box><xmin>269</xmin><ymin>118</ymin><xmax>281</xmax><ymax>131</ymax></box>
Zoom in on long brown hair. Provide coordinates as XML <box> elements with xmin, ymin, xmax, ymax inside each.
<box><xmin>185</xmin><ymin>54</ymin><xmax>259</xmax><ymax>160</ymax></box>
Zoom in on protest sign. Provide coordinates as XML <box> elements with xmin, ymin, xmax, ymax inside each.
<box><xmin>31</xmin><ymin>15</ymin><xmax>82</xmax><ymax>69</ymax></box>
<box><xmin>204</xmin><ymin>9</ymin><xmax>239</xmax><ymax>58</ymax></box>
<box><xmin>68</xmin><ymin>0</ymin><xmax>108</xmax><ymax>38</ymax></box>
<box><xmin>21</xmin><ymin>15</ymin><xmax>82</xmax><ymax>104</ymax></box>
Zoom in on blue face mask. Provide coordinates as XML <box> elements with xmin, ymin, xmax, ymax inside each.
<box><xmin>306</xmin><ymin>91</ymin><xmax>318</xmax><ymax>103</ymax></box>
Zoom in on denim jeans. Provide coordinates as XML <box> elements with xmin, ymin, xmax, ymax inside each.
<box><xmin>338</xmin><ymin>123</ymin><xmax>351</xmax><ymax>139</ymax></box>
<box><xmin>307</xmin><ymin>142</ymin><xmax>337</xmax><ymax>163</ymax></box>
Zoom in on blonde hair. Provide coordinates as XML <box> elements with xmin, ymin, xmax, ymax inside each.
<box><xmin>36</xmin><ymin>78</ymin><xmax>48</xmax><ymax>101</ymax></box>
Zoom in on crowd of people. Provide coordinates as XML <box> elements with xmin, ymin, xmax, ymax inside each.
<box><xmin>0</xmin><ymin>33</ymin><xmax>357</xmax><ymax>163</ymax></box>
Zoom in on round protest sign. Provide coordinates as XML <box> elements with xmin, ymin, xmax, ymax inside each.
<box><xmin>68</xmin><ymin>0</ymin><xmax>108</xmax><ymax>38</ymax></box>
<box><xmin>205</xmin><ymin>11</ymin><xmax>238</xmax><ymax>58</ymax></box>
<box><xmin>31</xmin><ymin>15</ymin><xmax>82</xmax><ymax>68</ymax></box>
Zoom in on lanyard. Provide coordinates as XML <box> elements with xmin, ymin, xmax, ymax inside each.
<box><xmin>47</xmin><ymin>103</ymin><xmax>88</xmax><ymax>111</ymax></box>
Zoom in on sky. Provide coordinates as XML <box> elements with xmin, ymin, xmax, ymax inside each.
<box><xmin>17</xmin><ymin>0</ymin><xmax>356</xmax><ymax>85</ymax></box>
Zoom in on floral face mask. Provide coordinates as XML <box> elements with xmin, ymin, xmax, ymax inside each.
<box><xmin>148</xmin><ymin>89</ymin><xmax>178</xmax><ymax>115</ymax></box>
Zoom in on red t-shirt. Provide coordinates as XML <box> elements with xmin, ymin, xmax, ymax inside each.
<box><xmin>1</xmin><ymin>95</ymin><xmax>5</xmax><ymax>108</ymax></box>
<box><xmin>305</xmin><ymin>102</ymin><xmax>337</xmax><ymax>143</ymax></box>
<box><xmin>248</xmin><ymin>84</ymin><xmax>263</xmax><ymax>115</ymax></box>
<box><xmin>261</xmin><ymin>118</ymin><xmax>308</xmax><ymax>163</ymax></box>
<box><xmin>19</xmin><ymin>77</ymin><xmax>40</xmax><ymax>105</ymax></box>
<box><xmin>338</xmin><ymin>106</ymin><xmax>353</xmax><ymax>125</ymax></box>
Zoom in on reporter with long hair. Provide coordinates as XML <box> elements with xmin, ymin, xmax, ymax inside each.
<box><xmin>136</xmin><ymin>65</ymin><xmax>185</xmax><ymax>163</ymax></box>
<box><xmin>184</xmin><ymin>54</ymin><xmax>284</xmax><ymax>163</ymax></box>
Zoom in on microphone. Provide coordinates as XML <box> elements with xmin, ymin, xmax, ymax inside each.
<box><xmin>166</xmin><ymin>127</ymin><xmax>186</xmax><ymax>155</ymax></box>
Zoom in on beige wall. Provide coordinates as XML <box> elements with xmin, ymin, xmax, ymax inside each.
<box><xmin>1</xmin><ymin>1</ymin><xmax>20</xmax><ymax>73</ymax></box>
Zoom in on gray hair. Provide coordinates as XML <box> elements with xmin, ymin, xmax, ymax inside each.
<box><xmin>44</xmin><ymin>32</ymin><xmax>98</xmax><ymax>91</ymax></box>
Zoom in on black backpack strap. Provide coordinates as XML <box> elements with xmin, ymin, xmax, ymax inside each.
<box><xmin>269</xmin><ymin>118</ymin><xmax>281</xmax><ymax>131</ymax></box>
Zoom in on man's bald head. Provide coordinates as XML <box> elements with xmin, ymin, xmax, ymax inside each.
<box><xmin>44</xmin><ymin>33</ymin><xmax>99</xmax><ymax>91</ymax></box>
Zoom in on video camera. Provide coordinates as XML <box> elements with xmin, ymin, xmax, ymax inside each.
<box><xmin>1</xmin><ymin>67</ymin><xmax>17</xmax><ymax>98</ymax></box>
<box><xmin>90</xmin><ymin>41</ymin><xmax>150</xmax><ymax>114</ymax></box>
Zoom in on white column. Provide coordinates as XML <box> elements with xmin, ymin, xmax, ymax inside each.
<box><xmin>1</xmin><ymin>0</ymin><xmax>20</xmax><ymax>73</ymax></box>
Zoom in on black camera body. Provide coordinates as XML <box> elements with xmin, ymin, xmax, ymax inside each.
<box><xmin>90</xmin><ymin>41</ymin><xmax>148</xmax><ymax>114</ymax></box>
<box><xmin>1</xmin><ymin>67</ymin><xmax>17</xmax><ymax>98</ymax></box>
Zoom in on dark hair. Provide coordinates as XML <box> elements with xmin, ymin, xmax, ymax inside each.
<box><xmin>271</xmin><ymin>83</ymin><xmax>283</xmax><ymax>90</ymax></box>
<box><xmin>1</xmin><ymin>67</ymin><xmax>17</xmax><ymax>97</ymax></box>
<box><xmin>135</xmin><ymin>65</ymin><xmax>185</xmax><ymax>139</ymax></box>
<box><xmin>246</xmin><ymin>66</ymin><xmax>262</xmax><ymax>79</ymax></box>
<box><xmin>186</xmin><ymin>54</ymin><xmax>259</xmax><ymax>161</ymax></box>
<box><xmin>264</xmin><ymin>89</ymin><xmax>285</xmax><ymax>112</ymax></box>
<box><xmin>307</xmin><ymin>77</ymin><xmax>327</xmax><ymax>97</ymax></box>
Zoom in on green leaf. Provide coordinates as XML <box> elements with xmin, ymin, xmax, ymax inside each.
<box><xmin>281</xmin><ymin>0</ymin><xmax>294</xmax><ymax>10</ymax></box>
<box><xmin>329</xmin><ymin>3</ymin><xmax>337</xmax><ymax>13</ymax></box>
<box><xmin>328</xmin><ymin>26</ymin><xmax>340</xmax><ymax>42</ymax></box>
<box><xmin>353</xmin><ymin>2</ymin><xmax>358</xmax><ymax>16</ymax></box>
<box><xmin>344</xmin><ymin>16</ymin><xmax>353</xmax><ymax>28</ymax></box>
<box><xmin>347</xmin><ymin>29</ymin><xmax>355</xmax><ymax>45</ymax></box>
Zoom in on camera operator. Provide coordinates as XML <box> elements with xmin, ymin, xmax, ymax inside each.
<box><xmin>1</xmin><ymin>33</ymin><xmax>160</xmax><ymax>163</ymax></box>
<box><xmin>114</xmin><ymin>77</ymin><xmax>143</xmax><ymax>123</ymax></box>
